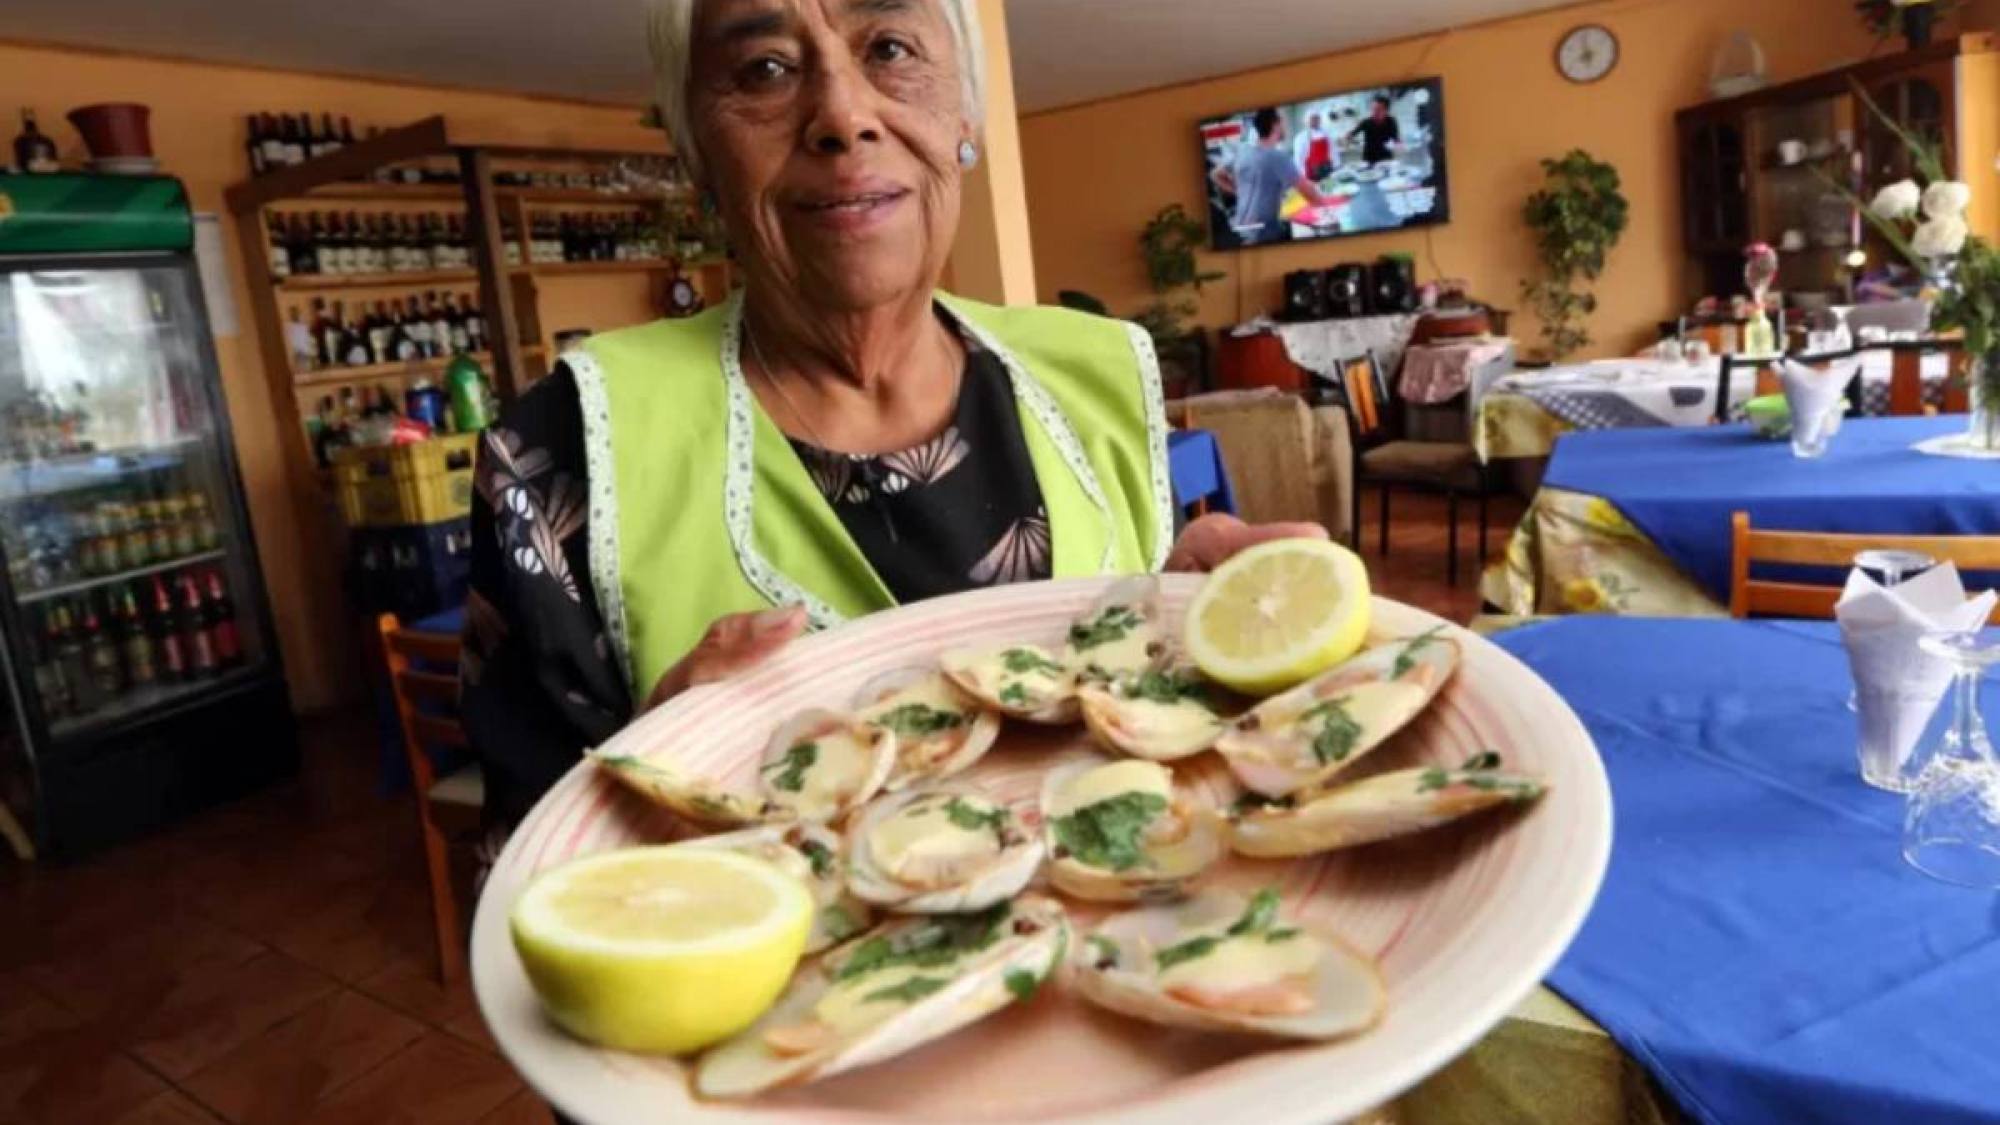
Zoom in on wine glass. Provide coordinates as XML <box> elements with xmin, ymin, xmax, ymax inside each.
<box><xmin>1848</xmin><ymin>549</ymin><xmax>1940</xmax><ymax>715</ymax></box>
<box><xmin>1903</xmin><ymin>631</ymin><xmax>2000</xmax><ymax>889</ymax></box>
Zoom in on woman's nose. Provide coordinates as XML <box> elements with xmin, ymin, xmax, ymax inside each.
<box><xmin>803</xmin><ymin>60</ymin><xmax>883</xmax><ymax>155</ymax></box>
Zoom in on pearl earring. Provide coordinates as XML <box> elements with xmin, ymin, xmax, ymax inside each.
<box><xmin>958</xmin><ymin>140</ymin><xmax>978</xmax><ymax>169</ymax></box>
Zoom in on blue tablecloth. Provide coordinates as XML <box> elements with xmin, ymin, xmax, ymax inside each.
<box><xmin>1496</xmin><ymin>616</ymin><xmax>2000</xmax><ymax>1125</ymax></box>
<box><xmin>1543</xmin><ymin>416</ymin><xmax>2000</xmax><ymax>600</ymax></box>
<box><xmin>1167</xmin><ymin>428</ymin><xmax>1237</xmax><ymax>516</ymax></box>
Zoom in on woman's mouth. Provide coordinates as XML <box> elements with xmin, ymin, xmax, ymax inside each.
<box><xmin>794</xmin><ymin>189</ymin><xmax>911</xmax><ymax>233</ymax></box>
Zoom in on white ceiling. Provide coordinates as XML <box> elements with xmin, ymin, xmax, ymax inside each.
<box><xmin>3</xmin><ymin>0</ymin><xmax>1576</xmax><ymax>114</ymax></box>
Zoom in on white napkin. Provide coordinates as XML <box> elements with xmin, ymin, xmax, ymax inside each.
<box><xmin>1837</xmin><ymin>564</ymin><xmax>1998</xmax><ymax>782</ymax></box>
<box><xmin>1780</xmin><ymin>357</ymin><xmax>1861</xmax><ymax>447</ymax></box>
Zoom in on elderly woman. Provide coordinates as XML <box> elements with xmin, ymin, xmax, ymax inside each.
<box><xmin>462</xmin><ymin>0</ymin><xmax>1323</xmax><ymax>828</ymax></box>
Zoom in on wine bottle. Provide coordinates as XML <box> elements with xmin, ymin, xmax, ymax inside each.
<box><xmin>392</xmin><ymin>300</ymin><xmax>420</xmax><ymax>363</ymax></box>
<box><xmin>266</xmin><ymin>218</ymin><xmax>291</xmax><ymax>279</ymax></box>
<box><xmin>245</xmin><ymin>114</ymin><xmax>267</xmax><ymax>177</ymax></box>
<box><xmin>13</xmin><ymin>109</ymin><xmax>60</xmax><ymax>175</ymax></box>
<box><xmin>149</xmin><ymin>576</ymin><xmax>186</xmax><ymax>683</ymax></box>
<box><xmin>320</xmin><ymin>299</ymin><xmax>345</xmax><ymax>369</ymax></box>
<box><xmin>341</xmin><ymin>304</ymin><xmax>371</xmax><ymax>368</ymax></box>
<box><xmin>82</xmin><ymin>598</ymin><xmax>124</xmax><ymax>701</ymax></box>
<box><xmin>460</xmin><ymin>294</ymin><xmax>487</xmax><ymax>354</ymax></box>
<box><xmin>339</xmin><ymin>115</ymin><xmax>358</xmax><ymax>147</ymax></box>
<box><xmin>404</xmin><ymin>296</ymin><xmax>435</xmax><ymax>359</ymax></box>
<box><xmin>37</xmin><ymin>608</ymin><xmax>73</xmax><ymax>718</ymax></box>
<box><xmin>319</xmin><ymin>112</ymin><xmax>342</xmax><ymax>157</ymax></box>
<box><xmin>205</xmin><ymin>571</ymin><xmax>242</xmax><ymax>669</ymax></box>
<box><xmin>428</xmin><ymin>291</ymin><xmax>455</xmax><ymax>356</ymax></box>
<box><xmin>285</xmin><ymin>307</ymin><xmax>316</xmax><ymax>372</ymax></box>
<box><xmin>118</xmin><ymin>585</ymin><xmax>157</xmax><ymax>689</ymax></box>
<box><xmin>180</xmin><ymin>575</ymin><xmax>218</xmax><ymax>678</ymax></box>
<box><xmin>54</xmin><ymin>602</ymin><xmax>96</xmax><ymax>713</ymax></box>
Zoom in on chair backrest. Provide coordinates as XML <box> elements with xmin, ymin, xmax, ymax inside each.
<box><xmin>1715</xmin><ymin>356</ymin><xmax>1780</xmax><ymax>424</ymax></box>
<box><xmin>1332</xmin><ymin>354</ymin><xmax>1390</xmax><ymax>444</ymax></box>
<box><xmin>377</xmin><ymin>613</ymin><xmax>468</xmax><ymax>795</ymax></box>
<box><xmin>1728</xmin><ymin>512</ymin><xmax>2000</xmax><ymax>621</ymax></box>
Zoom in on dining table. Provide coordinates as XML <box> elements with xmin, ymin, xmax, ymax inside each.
<box><xmin>1475</xmin><ymin>351</ymin><xmax>1951</xmax><ymax>462</ymax></box>
<box><xmin>1482</xmin><ymin>414</ymin><xmax>2000</xmax><ymax>617</ymax></box>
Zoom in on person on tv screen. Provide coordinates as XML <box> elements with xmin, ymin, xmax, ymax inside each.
<box><xmin>1211</xmin><ymin>107</ymin><xmax>1331</xmax><ymax>246</ymax></box>
<box><xmin>1292</xmin><ymin>110</ymin><xmax>1336</xmax><ymax>182</ymax></box>
<box><xmin>1349</xmin><ymin>96</ymin><xmax>1403</xmax><ymax>165</ymax></box>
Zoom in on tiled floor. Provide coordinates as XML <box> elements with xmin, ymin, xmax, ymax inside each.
<box><xmin>0</xmin><ymin>488</ymin><xmax>1520</xmax><ymax>1124</ymax></box>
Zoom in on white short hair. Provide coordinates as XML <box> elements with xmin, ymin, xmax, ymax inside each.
<box><xmin>647</xmin><ymin>0</ymin><xmax>986</xmax><ymax>179</ymax></box>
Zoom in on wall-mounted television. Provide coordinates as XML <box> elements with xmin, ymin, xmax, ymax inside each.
<box><xmin>1200</xmin><ymin>77</ymin><xmax>1450</xmax><ymax>251</ymax></box>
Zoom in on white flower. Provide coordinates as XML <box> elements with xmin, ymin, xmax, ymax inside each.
<box><xmin>1870</xmin><ymin>180</ymin><xmax>1922</xmax><ymax>221</ymax></box>
<box><xmin>1912</xmin><ymin>215</ymin><xmax>1968</xmax><ymax>258</ymax></box>
<box><xmin>1922</xmin><ymin>181</ymin><xmax>1972</xmax><ymax>220</ymax></box>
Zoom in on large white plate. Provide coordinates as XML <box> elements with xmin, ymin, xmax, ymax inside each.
<box><xmin>471</xmin><ymin>576</ymin><xmax>1612</xmax><ymax>1124</ymax></box>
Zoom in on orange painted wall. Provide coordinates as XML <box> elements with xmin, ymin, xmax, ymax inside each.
<box><xmin>1020</xmin><ymin>0</ymin><xmax>1899</xmax><ymax>358</ymax></box>
<box><xmin>0</xmin><ymin>40</ymin><xmax>654</xmax><ymax>710</ymax></box>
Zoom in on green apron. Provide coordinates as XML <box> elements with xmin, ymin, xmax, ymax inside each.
<box><xmin>572</xmin><ymin>290</ymin><xmax>1172</xmax><ymax>697</ymax></box>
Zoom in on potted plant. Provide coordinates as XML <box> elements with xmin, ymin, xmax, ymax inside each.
<box><xmin>1841</xmin><ymin>87</ymin><xmax>2000</xmax><ymax>449</ymax></box>
<box><xmin>1519</xmin><ymin>150</ymin><xmax>1629</xmax><ymax>362</ymax></box>
<box><xmin>1855</xmin><ymin>0</ymin><xmax>1959</xmax><ymax>50</ymax></box>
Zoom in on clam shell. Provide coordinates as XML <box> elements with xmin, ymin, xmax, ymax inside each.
<box><xmin>1063</xmin><ymin>575</ymin><xmax>1167</xmax><ymax>683</ymax></box>
<box><xmin>1071</xmin><ymin>890</ymin><xmax>1385</xmax><ymax>1041</ymax></box>
<box><xmin>1216</xmin><ymin>631</ymin><xmax>1462</xmax><ymax>799</ymax></box>
<box><xmin>589</xmin><ymin>751</ymin><xmax>775</xmax><ymax>831</ymax></box>
<box><xmin>695</xmin><ymin>896</ymin><xmax>1071</xmax><ymax>1099</ymax></box>
<box><xmin>1232</xmin><ymin>760</ymin><xmax>1548</xmax><ymax>858</ymax></box>
<box><xmin>682</xmin><ymin>823</ymin><xmax>875</xmax><ymax>953</ymax></box>
<box><xmin>844</xmin><ymin>787</ymin><xmax>1045</xmax><ymax>914</ymax></box>
<box><xmin>853</xmin><ymin>667</ymin><xmax>1004</xmax><ymax>791</ymax></box>
<box><xmin>940</xmin><ymin>644</ymin><xmax>1080</xmax><ymax>724</ymax></box>
<box><xmin>1039</xmin><ymin>758</ymin><xmax>1225</xmax><ymax>903</ymax></box>
<box><xmin>759</xmin><ymin>709</ymin><xmax>897</xmax><ymax>824</ymax></box>
<box><xmin>1077</xmin><ymin>668</ymin><xmax>1226</xmax><ymax>763</ymax></box>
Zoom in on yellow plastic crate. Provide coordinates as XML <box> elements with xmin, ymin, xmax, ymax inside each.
<box><xmin>331</xmin><ymin>434</ymin><xmax>481</xmax><ymax>527</ymax></box>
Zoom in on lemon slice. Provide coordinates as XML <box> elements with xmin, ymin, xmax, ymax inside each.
<box><xmin>511</xmin><ymin>845</ymin><xmax>812</xmax><ymax>1054</ymax></box>
<box><xmin>1184</xmin><ymin>538</ymin><xmax>1372</xmax><ymax>695</ymax></box>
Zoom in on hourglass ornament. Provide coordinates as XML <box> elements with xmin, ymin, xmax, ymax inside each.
<box><xmin>1903</xmin><ymin>631</ymin><xmax>2000</xmax><ymax>889</ymax></box>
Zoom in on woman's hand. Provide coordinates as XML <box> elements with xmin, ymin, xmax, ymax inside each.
<box><xmin>640</xmin><ymin>605</ymin><xmax>808</xmax><ymax>715</ymax></box>
<box><xmin>1165</xmin><ymin>513</ymin><xmax>1331</xmax><ymax>573</ymax></box>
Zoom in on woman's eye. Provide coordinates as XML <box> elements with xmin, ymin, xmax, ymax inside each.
<box><xmin>868</xmin><ymin>37</ymin><xmax>915</xmax><ymax>64</ymax></box>
<box><xmin>740</xmin><ymin>56</ymin><xmax>793</xmax><ymax>86</ymax></box>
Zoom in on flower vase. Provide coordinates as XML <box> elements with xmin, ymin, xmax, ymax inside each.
<box><xmin>1970</xmin><ymin>354</ymin><xmax>2000</xmax><ymax>452</ymax></box>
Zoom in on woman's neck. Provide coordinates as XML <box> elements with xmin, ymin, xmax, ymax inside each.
<box><xmin>741</xmin><ymin>289</ymin><xmax>966</xmax><ymax>455</ymax></box>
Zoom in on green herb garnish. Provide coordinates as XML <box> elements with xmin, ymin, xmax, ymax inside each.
<box><xmin>1126</xmin><ymin>668</ymin><xmax>1208</xmax><ymax>706</ymax></box>
<box><xmin>1004</xmin><ymin>969</ymin><xmax>1041</xmax><ymax>1001</ymax></box>
<box><xmin>820</xmin><ymin>904</ymin><xmax>863</xmax><ymax>943</ymax></box>
<box><xmin>1068</xmin><ymin>605</ymin><xmax>1144</xmax><ymax>651</ymax></box>
<box><xmin>1303</xmin><ymin>698</ymin><xmax>1363</xmax><ymax>766</ymax></box>
<box><xmin>1153</xmin><ymin>888</ymin><xmax>1288</xmax><ymax>971</ymax></box>
<box><xmin>1392</xmin><ymin>626</ymin><xmax>1448</xmax><ymax>679</ymax></box>
<box><xmin>798</xmin><ymin>838</ymin><xmax>836</xmax><ymax>879</ymax></box>
<box><xmin>865</xmin><ymin>975</ymin><xmax>950</xmax><ymax>1004</ymax></box>
<box><xmin>944</xmin><ymin>797</ymin><xmax>1009</xmax><ymax>836</ymax></box>
<box><xmin>1050</xmin><ymin>792</ymin><xmax>1169</xmax><ymax>872</ymax></box>
<box><xmin>1266</xmin><ymin>927</ymin><xmax>1302</xmax><ymax>943</ymax></box>
<box><xmin>764</xmin><ymin>742</ymin><xmax>818</xmax><ymax>793</ymax></box>
<box><xmin>833</xmin><ymin>906</ymin><xmax>1009</xmax><ymax>982</ymax></box>
<box><xmin>1417</xmin><ymin>767</ymin><xmax>1451</xmax><ymax>793</ymax></box>
<box><xmin>1087</xmin><ymin>935</ymin><xmax>1121</xmax><ymax>967</ymax></box>
<box><xmin>1154</xmin><ymin>934</ymin><xmax>1221</xmax><ymax>971</ymax></box>
<box><xmin>999</xmin><ymin>682</ymin><xmax>1030</xmax><ymax>707</ymax></box>
<box><xmin>875</xmin><ymin>703</ymin><xmax>967</xmax><ymax>739</ymax></box>
<box><xmin>1002</xmin><ymin>648</ymin><xmax>1064</xmax><ymax>676</ymax></box>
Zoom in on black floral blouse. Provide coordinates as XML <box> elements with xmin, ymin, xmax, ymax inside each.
<box><xmin>461</xmin><ymin>333</ymin><xmax>1050</xmax><ymax>827</ymax></box>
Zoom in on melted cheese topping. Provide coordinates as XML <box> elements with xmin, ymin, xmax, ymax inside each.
<box><xmin>1156</xmin><ymin>931</ymin><xmax>1321</xmax><ymax>992</ymax></box>
<box><xmin>862</xmin><ymin>676</ymin><xmax>967</xmax><ymax>724</ymax></box>
<box><xmin>1108</xmin><ymin>698</ymin><xmax>1221</xmax><ymax>742</ymax></box>
<box><xmin>1072</xmin><ymin>625</ymin><xmax>1158</xmax><ymax>677</ymax></box>
<box><xmin>1048</xmin><ymin>760</ymin><xmax>1174</xmax><ymax>818</ymax></box>
<box><xmin>957</xmin><ymin>647</ymin><xmax>1069</xmax><ymax>708</ymax></box>
<box><xmin>812</xmin><ymin>964</ymin><xmax>944</xmax><ymax>1033</ymax></box>
<box><xmin>867</xmin><ymin>797</ymin><xmax>1002</xmax><ymax>887</ymax></box>
<box><xmin>765</xmin><ymin>728</ymin><xmax>878</xmax><ymax>820</ymax></box>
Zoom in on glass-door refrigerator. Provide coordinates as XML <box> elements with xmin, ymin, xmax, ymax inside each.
<box><xmin>0</xmin><ymin>174</ymin><xmax>293</xmax><ymax>859</ymax></box>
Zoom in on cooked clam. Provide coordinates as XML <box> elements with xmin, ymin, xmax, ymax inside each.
<box><xmin>845</xmin><ymin>788</ymin><xmax>1044</xmax><ymax>914</ymax></box>
<box><xmin>1232</xmin><ymin>752</ymin><xmax>1548</xmax><ymax>858</ymax></box>
<box><xmin>759</xmin><ymin>710</ymin><xmax>897</xmax><ymax>823</ymax></box>
<box><xmin>1078</xmin><ymin>664</ymin><xmax>1227</xmax><ymax>762</ymax></box>
<box><xmin>853</xmin><ymin>668</ymin><xmax>1002</xmax><ymax>791</ymax></box>
<box><xmin>941</xmin><ymin>643</ymin><xmax>1079</xmax><ymax>724</ymax></box>
<box><xmin>590</xmin><ymin>751</ymin><xmax>777</xmax><ymax>831</ymax></box>
<box><xmin>1039</xmin><ymin>758</ymin><xmax>1226</xmax><ymax>902</ymax></box>
<box><xmin>1072</xmin><ymin>888</ymin><xmax>1384</xmax><ymax>1041</ymax></box>
<box><xmin>1064</xmin><ymin>577</ymin><xmax>1167</xmax><ymax>683</ymax></box>
<box><xmin>696</xmin><ymin>896</ymin><xmax>1071</xmax><ymax>1099</ymax></box>
<box><xmin>1216</xmin><ymin>628</ymin><xmax>1461</xmax><ymax>799</ymax></box>
<box><xmin>687</xmin><ymin>823</ymin><xmax>874</xmax><ymax>952</ymax></box>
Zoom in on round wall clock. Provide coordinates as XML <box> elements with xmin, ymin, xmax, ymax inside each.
<box><xmin>1557</xmin><ymin>24</ymin><xmax>1619</xmax><ymax>85</ymax></box>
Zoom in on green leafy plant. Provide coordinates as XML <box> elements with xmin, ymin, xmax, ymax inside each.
<box><xmin>1520</xmin><ymin>150</ymin><xmax>1630</xmax><ymax>360</ymax></box>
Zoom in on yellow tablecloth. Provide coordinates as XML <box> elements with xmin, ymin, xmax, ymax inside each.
<box><xmin>1476</xmin><ymin>392</ymin><xmax>1578</xmax><ymax>462</ymax></box>
<box><xmin>1479</xmin><ymin>487</ymin><xmax>1727</xmax><ymax>618</ymax></box>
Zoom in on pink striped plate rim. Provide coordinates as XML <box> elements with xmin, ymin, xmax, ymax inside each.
<box><xmin>469</xmin><ymin>576</ymin><xmax>1612</xmax><ymax>1125</ymax></box>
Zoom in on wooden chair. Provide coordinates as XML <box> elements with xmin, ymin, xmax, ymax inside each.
<box><xmin>1714</xmin><ymin>355</ymin><xmax>1781</xmax><ymax>423</ymax></box>
<box><xmin>1328</xmin><ymin>354</ymin><xmax>1488</xmax><ymax>585</ymax></box>
<box><xmin>377</xmin><ymin>613</ymin><xmax>482</xmax><ymax>983</ymax></box>
<box><xmin>1729</xmin><ymin>512</ymin><xmax>2000</xmax><ymax>621</ymax></box>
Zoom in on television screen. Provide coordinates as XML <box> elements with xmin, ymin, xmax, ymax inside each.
<box><xmin>1200</xmin><ymin>77</ymin><xmax>1450</xmax><ymax>251</ymax></box>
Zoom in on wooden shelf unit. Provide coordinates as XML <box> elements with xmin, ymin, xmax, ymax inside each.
<box><xmin>226</xmin><ymin>114</ymin><xmax>738</xmax><ymax>584</ymax></box>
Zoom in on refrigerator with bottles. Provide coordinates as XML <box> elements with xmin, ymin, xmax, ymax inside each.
<box><xmin>0</xmin><ymin>174</ymin><xmax>293</xmax><ymax>859</ymax></box>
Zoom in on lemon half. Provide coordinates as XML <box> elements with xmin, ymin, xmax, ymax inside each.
<box><xmin>1184</xmin><ymin>538</ymin><xmax>1372</xmax><ymax>695</ymax></box>
<box><xmin>510</xmin><ymin>845</ymin><xmax>812</xmax><ymax>1054</ymax></box>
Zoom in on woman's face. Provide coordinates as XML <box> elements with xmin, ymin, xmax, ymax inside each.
<box><xmin>689</xmin><ymin>0</ymin><xmax>968</xmax><ymax>315</ymax></box>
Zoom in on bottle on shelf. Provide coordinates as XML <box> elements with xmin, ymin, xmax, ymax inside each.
<box><xmin>81</xmin><ymin>598</ymin><xmax>124</xmax><ymax>701</ymax></box>
<box><xmin>319</xmin><ymin>112</ymin><xmax>343</xmax><ymax>159</ymax></box>
<box><xmin>282</xmin><ymin>114</ymin><xmax>307</xmax><ymax>167</ymax></box>
<box><xmin>36</xmin><ymin>608</ymin><xmax>73</xmax><ymax>720</ymax></box>
<box><xmin>340</xmin><ymin>303</ymin><xmax>372</xmax><ymax>367</ymax></box>
<box><xmin>244</xmin><ymin>114</ymin><xmax>267</xmax><ymax>178</ymax></box>
<box><xmin>180</xmin><ymin>574</ymin><xmax>219</xmax><ymax>679</ymax></box>
<box><xmin>149</xmin><ymin>575</ymin><xmax>187</xmax><ymax>684</ymax></box>
<box><xmin>285</xmin><ymin>307</ymin><xmax>317</xmax><ymax>373</ymax></box>
<box><xmin>145</xmin><ymin>495</ymin><xmax>173</xmax><ymax>563</ymax></box>
<box><xmin>187</xmin><ymin>490</ymin><xmax>219</xmax><ymax>552</ymax></box>
<box><xmin>118</xmin><ymin>584</ymin><xmax>157</xmax><ymax>690</ymax></box>
<box><xmin>265</xmin><ymin>217</ymin><xmax>291</xmax><ymax>280</ymax></box>
<box><xmin>402</xmin><ymin>296</ymin><xmax>435</xmax><ymax>359</ymax></box>
<box><xmin>446</xmin><ymin>352</ymin><xmax>494</xmax><ymax>433</ymax></box>
<box><xmin>459</xmin><ymin>294</ymin><xmax>487</xmax><ymax>354</ymax></box>
<box><xmin>13</xmin><ymin>109</ymin><xmax>60</xmax><ymax>175</ymax></box>
<box><xmin>54</xmin><ymin>602</ymin><xmax>95</xmax><ymax>714</ymax></box>
<box><xmin>117</xmin><ymin>498</ymin><xmax>150</xmax><ymax>570</ymax></box>
<box><xmin>339</xmin><ymin>116</ymin><xmax>358</xmax><ymax>148</ymax></box>
<box><xmin>428</xmin><ymin>291</ymin><xmax>456</xmax><ymax>356</ymax></box>
<box><xmin>204</xmin><ymin>570</ymin><xmax>242</xmax><ymax>669</ymax></box>
<box><xmin>258</xmin><ymin>113</ymin><xmax>288</xmax><ymax>174</ymax></box>
<box><xmin>405</xmin><ymin>374</ymin><xmax>447</xmax><ymax>430</ymax></box>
